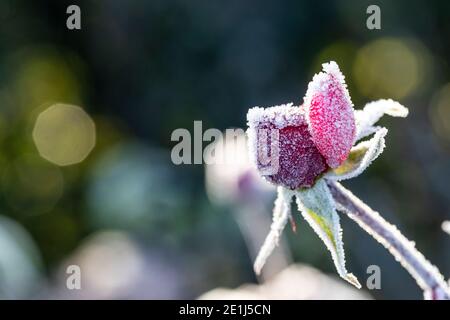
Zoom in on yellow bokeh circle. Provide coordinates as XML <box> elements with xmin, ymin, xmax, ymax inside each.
<box><xmin>32</xmin><ymin>103</ymin><xmax>96</xmax><ymax>166</ymax></box>
<box><xmin>430</xmin><ymin>83</ymin><xmax>450</xmax><ymax>144</ymax></box>
<box><xmin>353</xmin><ymin>38</ymin><xmax>420</xmax><ymax>100</ymax></box>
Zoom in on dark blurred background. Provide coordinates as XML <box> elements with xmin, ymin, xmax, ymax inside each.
<box><xmin>0</xmin><ymin>0</ymin><xmax>449</xmax><ymax>299</ymax></box>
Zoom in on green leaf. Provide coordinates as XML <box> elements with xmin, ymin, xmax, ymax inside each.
<box><xmin>326</xmin><ymin>128</ymin><xmax>387</xmax><ymax>181</ymax></box>
<box><xmin>295</xmin><ymin>179</ymin><xmax>361</xmax><ymax>288</ymax></box>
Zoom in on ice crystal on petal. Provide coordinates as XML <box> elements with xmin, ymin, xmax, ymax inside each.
<box><xmin>254</xmin><ymin>187</ymin><xmax>293</xmax><ymax>275</ymax></box>
<box><xmin>247</xmin><ymin>104</ymin><xmax>328</xmax><ymax>189</ymax></box>
<box><xmin>295</xmin><ymin>179</ymin><xmax>361</xmax><ymax>288</ymax></box>
<box><xmin>304</xmin><ymin>61</ymin><xmax>356</xmax><ymax>169</ymax></box>
<box><xmin>247</xmin><ymin>103</ymin><xmax>305</xmax><ymax>130</ymax></box>
<box><xmin>326</xmin><ymin>128</ymin><xmax>387</xmax><ymax>181</ymax></box>
<box><xmin>355</xmin><ymin>99</ymin><xmax>408</xmax><ymax>142</ymax></box>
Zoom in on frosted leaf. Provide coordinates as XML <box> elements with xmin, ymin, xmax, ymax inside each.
<box><xmin>295</xmin><ymin>179</ymin><xmax>361</xmax><ymax>288</ymax></box>
<box><xmin>326</xmin><ymin>128</ymin><xmax>387</xmax><ymax>181</ymax></box>
<box><xmin>355</xmin><ymin>99</ymin><xmax>408</xmax><ymax>142</ymax></box>
<box><xmin>246</xmin><ymin>104</ymin><xmax>328</xmax><ymax>189</ymax></box>
<box><xmin>304</xmin><ymin>61</ymin><xmax>356</xmax><ymax>169</ymax></box>
<box><xmin>254</xmin><ymin>187</ymin><xmax>294</xmax><ymax>275</ymax></box>
<box><xmin>442</xmin><ymin>221</ymin><xmax>450</xmax><ymax>236</ymax></box>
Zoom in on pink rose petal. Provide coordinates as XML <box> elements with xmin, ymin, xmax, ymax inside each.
<box><xmin>304</xmin><ymin>61</ymin><xmax>356</xmax><ymax>168</ymax></box>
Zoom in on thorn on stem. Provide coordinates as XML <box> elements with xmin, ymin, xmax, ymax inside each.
<box><xmin>289</xmin><ymin>215</ymin><xmax>297</xmax><ymax>233</ymax></box>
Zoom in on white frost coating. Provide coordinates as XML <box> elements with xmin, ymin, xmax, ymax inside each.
<box><xmin>304</xmin><ymin>61</ymin><xmax>352</xmax><ymax>110</ymax></box>
<box><xmin>329</xmin><ymin>181</ymin><xmax>450</xmax><ymax>298</ymax></box>
<box><xmin>326</xmin><ymin>128</ymin><xmax>387</xmax><ymax>181</ymax></box>
<box><xmin>246</xmin><ymin>103</ymin><xmax>305</xmax><ymax>179</ymax></box>
<box><xmin>254</xmin><ymin>187</ymin><xmax>294</xmax><ymax>275</ymax></box>
<box><xmin>355</xmin><ymin>99</ymin><xmax>408</xmax><ymax>142</ymax></box>
<box><xmin>442</xmin><ymin>221</ymin><xmax>450</xmax><ymax>236</ymax></box>
<box><xmin>247</xmin><ymin>103</ymin><xmax>305</xmax><ymax>130</ymax></box>
<box><xmin>246</xmin><ymin>125</ymin><xmax>281</xmax><ymax>177</ymax></box>
<box><xmin>295</xmin><ymin>180</ymin><xmax>361</xmax><ymax>288</ymax></box>
<box><xmin>246</xmin><ymin>126</ymin><xmax>259</xmax><ymax>173</ymax></box>
<box><xmin>424</xmin><ymin>287</ymin><xmax>450</xmax><ymax>300</ymax></box>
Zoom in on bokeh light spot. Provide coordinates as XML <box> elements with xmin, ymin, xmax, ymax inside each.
<box><xmin>314</xmin><ymin>41</ymin><xmax>357</xmax><ymax>82</ymax></box>
<box><xmin>430</xmin><ymin>83</ymin><xmax>450</xmax><ymax>145</ymax></box>
<box><xmin>0</xmin><ymin>215</ymin><xmax>43</xmax><ymax>298</ymax></box>
<box><xmin>32</xmin><ymin>103</ymin><xmax>96</xmax><ymax>166</ymax></box>
<box><xmin>87</xmin><ymin>143</ymin><xmax>188</xmax><ymax>231</ymax></box>
<box><xmin>12</xmin><ymin>48</ymin><xmax>84</xmax><ymax>111</ymax></box>
<box><xmin>353</xmin><ymin>38</ymin><xmax>420</xmax><ymax>100</ymax></box>
<box><xmin>2</xmin><ymin>156</ymin><xmax>64</xmax><ymax>215</ymax></box>
<box><xmin>69</xmin><ymin>231</ymin><xmax>144</xmax><ymax>298</ymax></box>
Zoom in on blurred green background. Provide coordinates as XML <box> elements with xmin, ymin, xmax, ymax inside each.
<box><xmin>0</xmin><ymin>0</ymin><xmax>449</xmax><ymax>299</ymax></box>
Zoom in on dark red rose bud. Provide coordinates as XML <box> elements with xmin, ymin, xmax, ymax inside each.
<box><xmin>247</xmin><ymin>103</ymin><xmax>328</xmax><ymax>189</ymax></box>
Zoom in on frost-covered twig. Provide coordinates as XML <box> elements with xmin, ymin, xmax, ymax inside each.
<box><xmin>442</xmin><ymin>221</ymin><xmax>450</xmax><ymax>236</ymax></box>
<box><xmin>327</xmin><ymin>180</ymin><xmax>450</xmax><ymax>300</ymax></box>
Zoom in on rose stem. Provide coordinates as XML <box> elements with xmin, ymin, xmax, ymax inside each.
<box><xmin>327</xmin><ymin>180</ymin><xmax>450</xmax><ymax>300</ymax></box>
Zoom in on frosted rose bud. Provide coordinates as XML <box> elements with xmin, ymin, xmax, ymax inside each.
<box><xmin>247</xmin><ymin>104</ymin><xmax>328</xmax><ymax>189</ymax></box>
<box><xmin>304</xmin><ymin>61</ymin><xmax>356</xmax><ymax>168</ymax></box>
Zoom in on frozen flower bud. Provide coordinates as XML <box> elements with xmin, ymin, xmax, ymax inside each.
<box><xmin>304</xmin><ymin>61</ymin><xmax>356</xmax><ymax>168</ymax></box>
<box><xmin>247</xmin><ymin>103</ymin><xmax>328</xmax><ymax>189</ymax></box>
